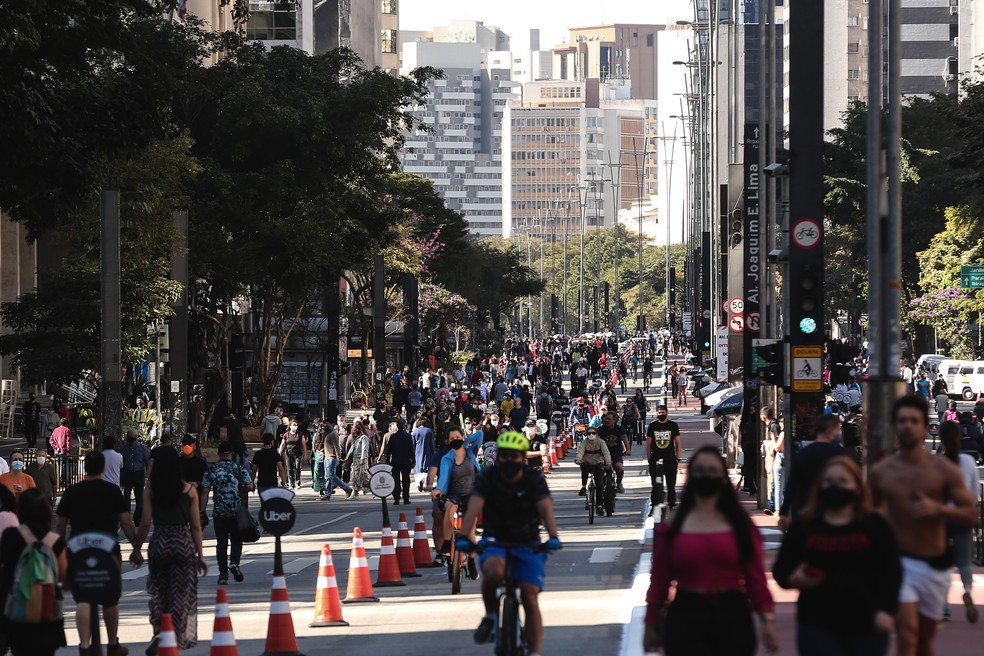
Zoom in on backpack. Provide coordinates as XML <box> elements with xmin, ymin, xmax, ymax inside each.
<box><xmin>4</xmin><ymin>526</ymin><xmax>63</xmax><ymax>624</ymax></box>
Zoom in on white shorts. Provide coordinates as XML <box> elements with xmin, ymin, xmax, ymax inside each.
<box><xmin>899</xmin><ymin>556</ymin><xmax>951</xmax><ymax>620</ymax></box>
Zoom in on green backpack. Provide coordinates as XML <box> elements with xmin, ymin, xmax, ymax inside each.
<box><xmin>4</xmin><ymin>525</ymin><xmax>63</xmax><ymax>624</ymax></box>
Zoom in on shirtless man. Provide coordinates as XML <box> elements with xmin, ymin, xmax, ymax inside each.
<box><xmin>870</xmin><ymin>394</ymin><xmax>977</xmax><ymax>656</ymax></box>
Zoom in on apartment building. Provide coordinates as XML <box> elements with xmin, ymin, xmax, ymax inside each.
<box><xmin>550</xmin><ymin>24</ymin><xmax>664</xmax><ymax>100</ymax></box>
<box><xmin>313</xmin><ymin>0</ymin><xmax>400</xmax><ymax>71</ymax></box>
<box><xmin>399</xmin><ymin>35</ymin><xmax>521</xmax><ymax>237</ymax></box>
<box><xmin>502</xmin><ymin>79</ymin><xmax>659</xmax><ymax>238</ymax></box>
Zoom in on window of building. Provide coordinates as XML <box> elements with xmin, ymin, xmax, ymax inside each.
<box><xmin>848</xmin><ymin>16</ymin><xmax>859</xmax><ymax>27</ymax></box>
<box><xmin>848</xmin><ymin>42</ymin><xmax>859</xmax><ymax>54</ymax></box>
<box><xmin>847</xmin><ymin>69</ymin><xmax>860</xmax><ymax>80</ymax></box>
<box><xmin>246</xmin><ymin>2</ymin><xmax>297</xmax><ymax>41</ymax></box>
<box><xmin>381</xmin><ymin>28</ymin><xmax>397</xmax><ymax>53</ymax></box>
<box><xmin>381</xmin><ymin>0</ymin><xmax>397</xmax><ymax>15</ymax></box>
<box><xmin>646</xmin><ymin>34</ymin><xmax>654</xmax><ymax>47</ymax></box>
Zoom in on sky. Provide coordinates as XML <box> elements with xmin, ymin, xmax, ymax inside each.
<box><xmin>400</xmin><ymin>0</ymin><xmax>695</xmax><ymax>52</ymax></box>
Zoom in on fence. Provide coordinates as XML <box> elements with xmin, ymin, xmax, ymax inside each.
<box><xmin>23</xmin><ymin>448</ymin><xmax>91</xmax><ymax>492</ymax></box>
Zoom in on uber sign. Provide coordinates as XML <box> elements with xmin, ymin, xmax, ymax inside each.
<box><xmin>259</xmin><ymin>488</ymin><xmax>297</xmax><ymax>536</ymax></box>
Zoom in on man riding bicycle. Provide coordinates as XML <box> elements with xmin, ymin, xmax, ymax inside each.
<box><xmin>598</xmin><ymin>412</ymin><xmax>630</xmax><ymax>493</ymax></box>
<box><xmin>432</xmin><ymin>425</ymin><xmax>482</xmax><ymax>578</ymax></box>
<box><xmin>569</xmin><ymin>397</ymin><xmax>594</xmax><ymax>439</ymax></box>
<box><xmin>575</xmin><ymin>428</ymin><xmax>611</xmax><ymax>515</ymax></box>
<box><xmin>459</xmin><ymin>431</ymin><xmax>562</xmax><ymax>656</ymax></box>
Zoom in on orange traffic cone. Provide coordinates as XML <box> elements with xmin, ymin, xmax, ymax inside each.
<box><xmin>310</xmin><ymin>544</ymin><xmax>349</xmax><ymax>627</ymax></box>
<box><xmin>396</xmin><ymin>513</ymin><xmax>420</xmax><ymax>577</ymax></box>
<box><xmin>158</xmin><ymin>613</ymin><xmax>180</xmax><ymax>656</ymax></box>
<box><xmin>375</xmin><ymin>523</ymin><xmax>405</xmax><ymax>587</ymax></box>
<box><xmin>343</xmin><ymin>527</ymin><xmax>379</xmax><ymax>603</ymax></box>
<box><xmin>542</xmin><ymin>445</ymin><xmax>551</xmax><ymax>474</ymax></box>
<box><xmin>210</xmin><ymin>588</ymin><xmax>239</xmax><ymax>656</ymax></box>
<box><xmin>412</xmin><ymin>507</ymin><xmax>433</xmax><ymax>567</ymax></box>
<box><xmin>260</xmin><ymin>575</ymin><xmax>303</xmax><ymax>656</ymax></box>
<box><xmin>550</xmin><ymin>437</ymin><xmax>559</xmax><ymax>466</ymax></box>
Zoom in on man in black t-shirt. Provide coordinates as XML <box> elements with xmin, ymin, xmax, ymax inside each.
<box><xmin>252</xmin><ymin>432</ymin><xmax>287</xmax><ymax>492</ymax></box>
<box><xmin>508</xmin><ymin>397</ymin><xmax>531</xmax><ymax>430</ymax></box>
<box><xmin>778</xmin><ymin>414</ymin><xmax>844</xmax><ymax>530</ymax></box>
<box><xmin>56</xmin><ymin>450</ymin><xmax>141</xmax><ymax>655</ymax></box>
<box><xmin>460</xmin><ymin>431</ymin><xmax>561</xmax><ymax>656</ymax></box>
<box><xmin>598</xmin><ymin>412</ymin><xmax>630</xmax><ymax>493</ymax></box>
<box><xmin>646</xmin><ymin>405</ymin><xmax>681</xmax><ymax>511</ymax></box>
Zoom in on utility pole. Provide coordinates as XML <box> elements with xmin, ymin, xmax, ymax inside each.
<box><xmin>101</xmin><ymin>191</ymin><xmax>122</xmax><ymax>448</ymax></box>
<box><xmin>865</xmin><ymin>0</ymin><xmax>906</xmax><ymax>471</ymax></box>
<box><xmin>167</xmin><ymin>210</ymin><xmax>189</xmax><ymax>438</ymax></box>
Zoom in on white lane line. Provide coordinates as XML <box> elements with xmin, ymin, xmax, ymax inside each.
<box><xmin>123</xmin><ymin>558</ymin><xmax>255</xmax><ymax>580</ymax></box>
<box><xmin>266</xmin><ymin>557</ymin><xmax>316</xmax><ymax>575</ymax></box>
<box><xmin>618</xmin><ymin>553</ymin><xmax>659</xmax><ymax>656</ymax></box>
<box><xmin>589</xmin><ymin>546</ymin><xmax>622</xmax><ymax>564</ymax></box>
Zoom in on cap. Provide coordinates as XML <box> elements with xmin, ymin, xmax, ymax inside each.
<box><xmin>217</xmin><ymin>440</ymin><xmax>234</xmax><ymax>455</ymax></box>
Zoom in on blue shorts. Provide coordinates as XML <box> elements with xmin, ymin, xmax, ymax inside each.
<box><xmin>479</xmin><ymin>546</ymin><xmax>547</xmax><ymax>590</ymax></box>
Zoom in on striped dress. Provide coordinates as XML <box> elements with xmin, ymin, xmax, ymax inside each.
<box><xmin>148</xmin><ymin>490</ymin><xmax>198</xmax><ymax>649</ymax></box>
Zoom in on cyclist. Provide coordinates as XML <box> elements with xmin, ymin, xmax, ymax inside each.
<box><xmin>576</xmin><ymin>427</ymin><xmax>611</xmax><ymax>516</ymax></box>
<box><xmin>621</xmin><ymin>399</ymin><xmax>641</xmax><ymax>445</ymax></box>
<box><xmin>632</xmin><ymin>388</ymin><xmax>649</xmax><ymax>430</ymax></box>
<box><xmin>432</xmin><ymin>425</ymin><xmax>481</xmax><ymax>578</ymax></box>
<box><xmin>459</xmin><ymin>431</ymin><xmax>562</xmax><ymax>656</ymax></box>
<box><xmin>568</xmin><ymin>397</ymin><xmax>594</xmax><ymax>445</ymax></box>
<box><xmin>642</xmin><ymin>356</ymin><xmax>653</xmax><ymax>392</ymax></box>
<box><xmin>598</xmin><ymin>412</ymin><xmax>630</xmax><ymax>493</ymax></box>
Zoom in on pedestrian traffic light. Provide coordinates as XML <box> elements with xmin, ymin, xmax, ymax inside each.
<box><xmin>796</xmin><ymin>264</ymin><xmax>820</xmax><ymax>335</ymax></box>
<box><xmin>754</xmin><ymin>341</ymin><xmax>783</xmax><ymax>385</ymax></box>
<box><xmin>339</xmin><ymin>361</ymin><xmax>350</xmax><ymax>376</ymax></box>
<box><xmin>730</xmin><ymin>210</ymin><xmax>743</xmax><ymax>247</ymax></box>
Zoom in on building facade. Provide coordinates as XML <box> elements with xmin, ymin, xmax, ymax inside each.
<box><xmin>400</xmin><ymin>37</ymin><xmax>521</xmax><ymax>237</ymax></box>
<box><xmin>550</xmin><ymin>24</ymin><xmax>664</xmax><ymax>100</ymax></box>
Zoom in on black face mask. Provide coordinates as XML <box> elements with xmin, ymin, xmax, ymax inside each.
<box><xmin>819</xmin><ymin>484</ymin><xmax>857</xmax><ymax>510</ymax></box>
<box><xmin>657</xmin><ymin>414</ymin><xmax>668</xmax><ymax>421</ymax></box>
<box><xmin>499</xmin><ymin>459</ymin><xmax>525</xmax><ymax>479</ymax></box>
<box><xmin>690</xmin><ymin>476</ymin><xmax>724</xmax><ymax>498</ymax></box>
<box><xmin>450</xmin><ymin>440</ymin><xmax>464</xmax><ymax>450</ymax></box>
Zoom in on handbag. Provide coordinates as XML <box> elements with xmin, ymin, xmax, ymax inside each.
<box><xmin>235</xmin><ymin>493</ymin><xmax>260</xmax><ymax>543</ymax></box>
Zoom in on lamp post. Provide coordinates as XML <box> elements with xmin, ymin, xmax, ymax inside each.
<box><xmin>603</xmin><ymin>155</ymin><xmax>623</xmax><ymax>335</ymax></box>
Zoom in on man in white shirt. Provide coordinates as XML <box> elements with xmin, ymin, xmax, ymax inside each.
<box><xmin>102</xmin><ymin>435</ymin><xmax>124</xmax><ymax>487</ymax></box>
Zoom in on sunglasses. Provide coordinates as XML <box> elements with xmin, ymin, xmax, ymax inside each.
<box><xmin>586</xmin><ymin>431</ymin><xmax>598</xmax><ymax>435</ymax></box>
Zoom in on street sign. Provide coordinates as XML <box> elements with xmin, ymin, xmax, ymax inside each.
<box><xmin>727</xmin><ymin>298</ymin><xmax>744</xmax><ymax>314</ymax></box>
<box><xmin>369</xmin><ymin>471</ymin><xmax>396</xmax><ymax>499</ymax></box>
<box><xmin>791</xmin><ymin>345</ymin><xmax>823</xmax><ymax>392</ymax></box>
<box><xmin>960</xmin><ymin>265</ymin><xmax>984</xmax><ymax>289</ymax></box>
<box><xmin>259</xmin><ymin>488</ymin><xmax>297</xmax><ymax>536</ymax></box>
<box><xmin>682</xmin><ymin>312</ymin><xmax>693</xmax><ymax>331</ymax></box>
<box><xmin>729</xmin><ymin>315</ymin><xmax>744</xmax><ymax>333</ymax></box>
<box><xmin>746</xmin><ymin>312</ymin><xmax>761</xmax><ymax>332</ymax></box>
<box><xmin>67</xmin><ymin>533</ymin><xmax>120</xmax><ymax>606</ymax></box>
<box><xmin>791</xmin><ymin>218</ymin><xmax>821</xmax><ymax>249</ymax></box>
<box><xmin>716</xmin><ymin>327</ymin><xmax>729</xmax><ymax>382</ymax></box>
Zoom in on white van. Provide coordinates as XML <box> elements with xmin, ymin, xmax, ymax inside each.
<box><xmin>916</xmin><ymin>354</ymin><xmax>946</xmax><ymax>374</ymax></box>
<box><xmin>937</xmin><ymin>359</ymin><xmax>968</xmax><ymax>394</ymax></box>
<box><xmin>951</xmin><ymin>361</ymin><xmax>984</xmax><ymax>401</ymax></box>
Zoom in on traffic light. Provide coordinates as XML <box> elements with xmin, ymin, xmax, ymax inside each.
<box><xmin>730</xmin><ymin>209</ymin><xmax>743</xmax><ymax>247</ymax></box>
<box><xmin>796</xmin><ymin>264</ymin><xmax>820</xmax><ymax>335</ymax></box>
<box><xmin>339</xmin><ymin>360</ymin><xmax>351</xmax><ymax>376</ymax></box>
<box><xmin>754</xmin><ymin>341</ymin><xmax>783</xmax><ymax>385</ymax></box>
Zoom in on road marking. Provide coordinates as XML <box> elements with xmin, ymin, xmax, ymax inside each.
<box><xmin>267</xmin><ymin>557</ymin><xmax>317</xmax><ymax>575</ymax></box>
<box><xmin>589</xmin><ymin>547</ymin><xmax>622</xmax><ymax>564</ymax></box>
<box><xmin>123</xmin><ymin>558</ymin><xmax>255</xmax><ymax>581</ymax></box>
<box><xmin>618</xmin><ymin>553</ymin><xmax>658</xmax><ymax>656</ymax></box>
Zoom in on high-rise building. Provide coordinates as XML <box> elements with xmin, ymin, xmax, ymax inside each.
<box><xmin>399</xmin><ymin>28</ymin><xmax>526</xmax><ymax>236</ymax></box>
<box><xmin>550</xmin><ymin>25</ymin><xmax>665</xmax><ymax>100</ymax></box>
<box><xmin>502</xmin><ymin>79</ymin><xmax>659</xmax><ymax>238</ymax></box>
<box><xmin>184</xmin><ymin>0</ymin><xmax>317</xmax><ymax>54</ymax></box>
<box><xmin>313</xmin><ymin>0</ymin><xmax>400</xmax><ymax>71</ymax></box>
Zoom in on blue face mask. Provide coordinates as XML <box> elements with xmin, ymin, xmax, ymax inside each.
<box><xmin>11</xmin><ymin>461</ymin><xmax>24</xmax><ymax>472</ymax></box>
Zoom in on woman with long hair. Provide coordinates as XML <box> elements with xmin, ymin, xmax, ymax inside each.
<box><xmin>0</xmin><ymin>489</ymin><xmax>67</xmax><ymax>656</ymax></box>
<box><xmin>644</xmin><ymin>446</ymin><xmax>778</xmax><ymax>655</ymax></box>
<box><xmin>345</xmin><ymin>421</ymin><xmax>373</xmax><ymax>497</ymax></box>
<box><xmin>133</xmin><ymin>448</ymin><xmax>207</xmax><ymax>653</ymax></box>
<box><xmin>774</xmin><ymin>456</ymin><xmax>901</xmax><ymax>654</ymax></box>
<box><xmin>939</xmin><ymin>421</ymin><xmax>980</xmax><ymax>622</ymax></box>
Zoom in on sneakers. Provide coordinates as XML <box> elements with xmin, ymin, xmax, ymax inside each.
<box><xmin>217</xmin><ymin>577</ymin><xmax>228</xmax><ymax>586</ymax></box>
<box><xmin>578</xmin><ymin>487</ymin><xmax>587</xmax><ymax>496</ymax></box>
<box><xmin>467</xmin><ymin>557</ymin><xmax>479</xmax><ymax>580</ymax></box>
<box><xmin>965</xmin><ymin>592</ymin><xmax>979</xmax><ymax>623</ymax></box>
<box><xmin>108</xmin><ymin>643</ymin><xmax>129</xmax><ymax>656</ymax></box>
<box><xmin>230</xmin><ymin>564</ymin><xmax>244</xmax><ymax>583</ymax></box>
<box><xmin>474</xmin><ymin>616</ymin><xmax>495</xmax><ymax>644</ymax></box>
<box><xmin>145</xmin><ymin>635</ymin><xmax>159</xmax><ymax>656</ymax></box>
<box><xmin>764</xmin><ymin>509</ymin><xmax>774</xmax><ymax>516</ymax></box>
<box><xmin>345</xmin><ymin>489</ymin><xmax>354</xmax><ymax>499</ymax></box>
<box><xmin>617</xmin><ymin>483</ymin><xmax>625</xmax><ymax>494</ymax></box>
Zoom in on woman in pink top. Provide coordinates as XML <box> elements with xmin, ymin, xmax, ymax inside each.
<box><xmin>644</xmin><ymin>446</ymin><xmax>779</xmax><ymax>655</ymax></box>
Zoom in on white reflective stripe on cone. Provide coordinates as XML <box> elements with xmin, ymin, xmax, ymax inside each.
<box><xmin>317</xmin><ymin>576</ymin><xmax>337</xmax><ymax>588</ymax></box>
<box><xmin>269</xmin><ymin>601</ymin><xmax>292</xmax><ymax>614</ymax></box>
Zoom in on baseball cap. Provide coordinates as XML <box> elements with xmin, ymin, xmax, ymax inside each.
<box><xmin>217</xmin><ymin>440</ymin><xmax>234</xmax><ymax>455</ymax></box>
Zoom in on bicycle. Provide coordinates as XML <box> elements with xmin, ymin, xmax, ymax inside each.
<box><xmin>583</xmin><ymin>464</ymin><xmax>606</xmax><ymax>524</ymax></box>
<box><xmin>470</xmin><ymin>539</ymin><xmax>550</xmax><ymax>656</ymax></box>
<box><xmin>602</xmin><ymin>467</ymin><xmax>617</xmax><ymax>517</ymax></box>
<box><xmin>447</xmin><ymin>505</ymin><xmax>471</xmax><ymax>594</ymax></box>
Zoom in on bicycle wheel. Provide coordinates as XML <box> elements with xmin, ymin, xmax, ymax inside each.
<box><xmin>588</xmin><ymin>484</ymin><xmax>595</xmax><ymax>525</ymax></box>
<box><xmin>604</xmin><ymin>474</ymin><xmax>616</xmax><ymax>516</ymax></box>
<box><xmin>452</xmin><ymin>551</ymin><xmax>463</xmax><ymax>594</ymax></box>
<box><xmin>447</xmin><ymin>542</ymin><xmax>455</xmax><ymax>583</ymax></box>
<box><xmin>497</xmin><ymin>596</ymin><xmax>520</xmax><ymax>656</ymax></box>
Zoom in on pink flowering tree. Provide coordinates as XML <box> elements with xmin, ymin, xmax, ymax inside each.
<box><xmin>908</xmin><ymin>287</ymin><xmax>974</xmax><ymax>358</ymax></box>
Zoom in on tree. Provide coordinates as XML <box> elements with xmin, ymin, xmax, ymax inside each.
<box><xmin>0</xmin><ymin>137</ymin><xmax>192</xmax><ymax>383</ymax></box>
<box><xmin>184</xmin><ymin>44</ymin><xmax>437</xmax><ymax>416</ymax></box>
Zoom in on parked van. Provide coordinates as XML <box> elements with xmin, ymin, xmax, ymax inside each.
<box><xmin>951</xmin><ymin>361</ymin><xmax>984</xmax><ymax>401</ymax></box>
<box><xmin>937</xmin><ymin>359</ymin><xmax>969</xmax><ymax>394</ymax></box>
<box><xmin>916</xmin><ymin>353</ymin><xmax>946</xmax><ymax>374</ymax></box>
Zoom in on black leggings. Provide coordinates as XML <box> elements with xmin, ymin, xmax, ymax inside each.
<box><xmin>664</xmin><ymin>590</ymin><xmax>756</xmax><ymax>656</ymax></box>
<box><xmin>649</xmin><ymin>458</ymin><xmax>677</xmax><ymax>506</ymax></box>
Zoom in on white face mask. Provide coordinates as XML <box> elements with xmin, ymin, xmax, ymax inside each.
<box><xmin>35</xmin><ymin>457</ymin><xmax>45</xmax><ymax>466</ymax></box>
<box><xmin>290</xmin><ymin>425</ymin><xmax>298</xmax><ymax>433</ymax></box>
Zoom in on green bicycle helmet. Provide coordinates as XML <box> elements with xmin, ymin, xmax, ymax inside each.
<box><xmin>496</xmin><ymin>430</ymin><xmax>530</xmax><ymax>453</ymax></box>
